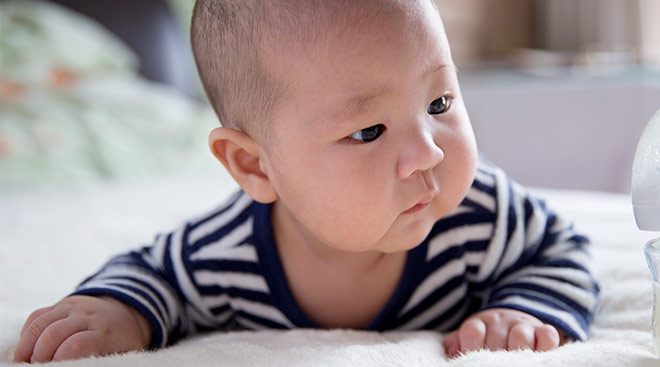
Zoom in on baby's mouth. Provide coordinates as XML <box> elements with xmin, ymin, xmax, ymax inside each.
<box><xmin>402</xmin><ymin>193</ymin><xmax>436</xmax><ymax>215</ymax></box>
<box><xmin>402</xmin><ymin>202</ymin><xmax>429</xmax><ymax>214</ymax></box>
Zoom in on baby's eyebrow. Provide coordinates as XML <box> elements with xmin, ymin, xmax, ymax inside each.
<box><xmin>423</xmin><ymin>63</ymin><xmax>453</xmax><ymax>77</ymax></box>
<box><xmin>314</xmin><ymin>85</ymin><xmax>393</xmax><ymax>130</ymax></box>
<box><xmin>313</xmin><ymin>63</ymin><xmax>454</xmax><ymax>131</ymax></box>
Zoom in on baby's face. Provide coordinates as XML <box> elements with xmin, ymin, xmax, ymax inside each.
<box><xmin>260</xmin><ymin>1</ymin><xmax>478</xmax><ymax>253</ymax></box>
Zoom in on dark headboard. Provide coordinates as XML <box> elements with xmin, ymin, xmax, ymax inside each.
<box><xmin>46</xmin><ymin>0</ymin><xmax>197</xmax><ymax>98</ymax></box>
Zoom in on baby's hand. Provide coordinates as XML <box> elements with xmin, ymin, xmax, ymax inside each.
<box><xmin>442</xmin><ymin>308</ymin><xmax>562</xmax><ymax>357</ymax></box>
<box><xmin>13</xmin><ymin>295</ymin><xmax>153</xmax><ymax>363</ymax></box>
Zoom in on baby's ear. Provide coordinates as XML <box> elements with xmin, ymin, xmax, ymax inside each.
<box><xmin>209</xmin><ymin>127</ymin><xmax>278</xmax><ymax>203</ymax></box>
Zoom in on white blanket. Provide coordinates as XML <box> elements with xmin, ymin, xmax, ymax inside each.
<box><xmin>1</xmin><ymin>168</ymin><xmax>659</xmax><ymax>366</ymax></box>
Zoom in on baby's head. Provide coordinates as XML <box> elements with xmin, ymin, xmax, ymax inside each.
<box><xmin>192</xmin><ymin>0</ymin><xmax>478</xmax><ymax>253</ymax></box>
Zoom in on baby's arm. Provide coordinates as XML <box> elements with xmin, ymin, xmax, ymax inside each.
<box><xmin>445</xmin><ymin>164</ymin><xmax>599</xmax><ymax>356</ymax></box>
<box><xmin>13</xmin><ymin>295</ymin><xmax>152</xmax><ymax>363</ymax></box>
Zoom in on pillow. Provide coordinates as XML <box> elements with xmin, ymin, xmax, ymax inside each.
<box><xmin>0</xmin><ymin>0</ymin><xmax>218</xmax><ymax>190</ymax></box>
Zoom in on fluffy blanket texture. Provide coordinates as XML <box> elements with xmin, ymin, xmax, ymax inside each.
<box><xmin>1</xmin><ymin>168</ymin><xmax>659</xmax><ymax>366</ymax></box>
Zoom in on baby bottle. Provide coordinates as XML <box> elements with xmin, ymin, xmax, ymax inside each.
<box><xmin>632</xmin><ymin>107</ymin><xmax>660</xmax><ymax>355</ymax></box>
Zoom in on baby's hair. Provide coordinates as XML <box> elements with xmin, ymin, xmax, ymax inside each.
<box><xmin>191</xmin><ymin>0</ymin><xmax>413</xmax><ymax>139</ymax></box>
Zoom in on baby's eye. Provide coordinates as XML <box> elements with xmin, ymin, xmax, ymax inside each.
<box><xmin>347</xmin><ymin>124</ymin><xmax>385</xmax><ymax>142</ymax></box>
<box><xmin>427</xmin><ymin>95</ymin><xmax>452</xmax><ymax>115</ymax></box>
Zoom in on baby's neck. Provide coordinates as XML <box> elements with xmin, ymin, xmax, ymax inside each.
<box><xmin>271</xmin><ymin>201</ymin><xmax>407</xmax><ymax>328</ymax></box>
<box><xmin>271</xmin><ymin>201</ymin><xmax>398</xmax><ymax>270</ymax></box>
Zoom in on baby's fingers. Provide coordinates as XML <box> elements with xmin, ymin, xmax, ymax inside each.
<box><xmin>442</xmin><ymin>331</ymin><xmax>460</xmax><ymax>357</ymax></box>
<box><xmin>13</xmin><ymin>308</ymin><xmax>66</xmax><ymax>363</ymax></box>
<box><xmin>507</xmin><ymin>323</ymin><xmax>535</xmax><ymax>350</ymax></box>
<box><xmin>53</xmin><ymin>330</ymin><xmax>109</xmax><ymax>361</ymax></box>
<box><xmin>30</xmin><ymin>318</ymin><xmax>88</xmax><ymax>363</ymax></box>
<box><xmin>19</xmin><ymin>307</ymin><xmax>53</xmax><ymax>337</ymax></box>
<box><xmin>534</xmin><ymin>324</ymin><xmax>560</xmax><ymax>351</ymax></box>
<box><xmin>457</xmin><ymin>318</ymin><xmax>486</xmax><ymax>353</ymax></box>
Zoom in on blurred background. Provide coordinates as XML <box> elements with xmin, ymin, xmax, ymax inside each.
<box><xmin>1</xmin><ymin>0</ymin><xmax>659</xmax><ymax>193</ymax></box>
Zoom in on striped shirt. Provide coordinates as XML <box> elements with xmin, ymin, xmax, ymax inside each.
<box><xmin>73</xmin><ymin>159</ymin><xmax>600</xmax><ymax>348</ymax></box>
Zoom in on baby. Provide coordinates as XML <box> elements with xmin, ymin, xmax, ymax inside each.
<box><xmin>14</xmin><ymin>0</ymin><xmax>600</xmax><ymax>363</ymax></box>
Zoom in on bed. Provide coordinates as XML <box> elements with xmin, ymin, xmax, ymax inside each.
<box><xmin>1</xmin><ymin>164</ymin><xmax>659</xmax><ymax>366</ymax></box>
<box><xmin>1</xmin><ymin>1</ymin><xmax>659</xmax><ymax>366</ymax></box>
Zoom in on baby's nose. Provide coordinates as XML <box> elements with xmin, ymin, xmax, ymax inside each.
<box><xmin>396</xmin><ymin>128</ymin><xmax>444</xmax><ymax>179</ymax></box>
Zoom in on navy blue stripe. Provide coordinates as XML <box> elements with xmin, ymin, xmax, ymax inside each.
<box><xmin>425</xmin><ymin>245</ymin><xmax>465</xmax><ymax>271</ymax></box>
<box><xmin>102</xmin><ymin>274</ymin><xmax>169</xmax><ymax>323</ymax></box>
<box><xmin>395</xmin><ymin>274</ymin><xmax>465</xmax><ymax>326</ymax></box>
<box><xmin>536</xmin><ymin>212</ymin><xmax>559</xmax><ymax>253</ymax></box>
<box><xmin>220</xmin><ymin>288</ymin><xmax>271</xmax><ymax>306</ymax></box>
<box><xmin>419</xmin><ymin>295</ymin><xmax>470</xmax><ymax>331</ymax></box>
<box><xmin>187</xmin><ymin>190</ymin><xmax>244</xmax><ymax>231</ymax></box>
<box><xmin>193</xmin><ymin>259</ymin><xmax>261</xmax><ymax>274</ymax></box>
<box><xmin>540</xmin><ymin>258</ymin><xmax>590</xmax><ymax>273</ymax></box>
<box><xmin>504</xmin><ymin>182</ymin><xmax>517</xmax><ymax>247</ymax></box>
<box><xmin>189</xmin><ymin>210</ymin><xmax>253</xmax><ymax>251</ymax></box>
<box><xmin>429</xmin><ymin>211</ymin><xmax>494</xmax><ymax>238</ymax></box>
<box><xmin>210</xmin><ymin>303</ymin><xmax>232</xmax><ymax>316</ymax></box>
<box><xmin>471</xmin><ymin>178</ymin><xmax>496</xmax><ymax>197</ymax></box>
<box><xmin>491</xmin><ymin>289</ymin><xmax>593</xmax><ymax>329</ymax></box>
<box><xmin>523</xmin><ymin>196</ymin><xmax>534</xmax><ymax>228</ymax></box>
<box><xmin>490</xmin><ymin>281</ymin><xmax>591</xmax><ymax>317</ymax></box>
<box><xmin>107</xmin><ymin>282</ymin><xmax>169</xmax><ymax>326</ymax></box>
<box><xmin>235</xmin><ymin>311</ymin><xmax>289</xmax><ymax>329</ymax></box>
<box><xmin>494</xmin><ymin>241</ymin><xmax>543</xmax><ymax>283</ymax></box>
<box><xmin>460</xmin><ymin>198</ymin><xmax>492</xmax><ymax>215</ymax></box>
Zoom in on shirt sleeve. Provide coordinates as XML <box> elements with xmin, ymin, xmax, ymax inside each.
<box><xmin>477</xmin><ymin>165</ymin><xmax>600</xmax><ymax>341</ymax></box>
<box><xmin>70</xmin><ymin>192</ymin><xmax>251</xmax><ymax>348</ymax></box>
<box><xmin>71</xmin><ymin>225</ymin><xmax>197</xmax><ymax>348</ymax></box>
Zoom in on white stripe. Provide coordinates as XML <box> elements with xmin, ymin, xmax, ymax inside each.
<box><xmin>541</xmin><ymin>243</ymin><xmax>592</xmax><ymax>269</ymax></box>
<box><xmin>434</xmin><ymin>300</ymin><xmax>470</xmax><ymax>331</ymax></box>
<box><xmin>215</xmin><ymin>244</ymin><xmax>259</xmax><ymax>262</ymax></box>
<box><xmin>539</xmin><ymin>241</ymin><xmax>574</xmax><ymax>258</ymax></box>
<box><xmin>210</xmin><ymin>308</ymin><xmax>234</xmax><ymax>325</ymax></box>
<box><xmin>492</xmin><ymin>295</ymin><xmax>587</xmax><ymax>340</ymax></box>
<box><xmin>549</xmin><ymin>216</ymin><xmax>573</xmax><ymax>238</ymax></box>
<box><xmin>475</xmin><ymin>166</ymin><xmax>495</xmax><ymax>187</ymax></box>
<box><xmin>398</xmin><ymin>283</ymin><xmax>468</xmax><ymax>330</ymax></box>
<box><xmin>495</xmin><ymin>183</ymin><xmax>526</xmax><ymax>277</ymax></box>
<box><xmin>464</xmin><ymin>251</ymin><xmax>486</xmax><ymax>267</ymax></box>
<box><xmin>193</xmin><ymin>270</ymin><xmax>269</xmax><ymax>293</ymax></box>
<box><xmin>401</xmin><ymin>258</ymin><xmax>466</xmax><ymax>315</ymax></box>
<box><xmin>475</xmin><ymin>169</ymin><xmax>509</xmax><ymax>282</ymax></box>
<box><xmin>235</xmin><ymin>316</ymin><xmax>271</xmax><ymax>330</ymax></box>
<box><xmin>200</xmin><ymin>294</ymin><xmax>237</xmax><ymax>325</ymax></box>
<box><xmin>499</xmin><ymin>266</ymin><xmax>595</xmax><ymax>291</ymax></box>
<box><xmin>144</xmin><ymin>234</ymin><xmax>168</xmax><ymax>271</ymax></box>
<box><xmin>498</xmin><ymin>275</ymin><xmax>597</xmax><ymax>312</ymax></box>
<box><xmin>90</xmin><ymin>278</ymin><xmax>169</xmax><ymax>323</ymax></box>
<box><xmin>465</xmin><ymin>186</ymin><xmax>496</xmax><ymax>212</ymax></box>
<box><xmin>190</xmin><ymin>218</ymin><xmax>255</xmax><ymax>261</ymax></box>
<box><xmin>445</xmin><ymin>205</ymin><xmax>473</xmax><ymax>217</ymax></box>
<box><xmin>426</xmin><ymin>223</ymin><xmax>493</xmax><ymax>261</ymax></box>
<box><xmin>188</xmin><ymin>193</ymin><xmax>253</xmax><ymax>245</ymax></box>
<box><xmin>524</xmin><ymin>201</ymin><xmax>546</xmax><ymax>248</ymax></box>
<box><xmin>202</xmin><ymin>293</ymin><xmax>230</xmax><ymax>310</ymax></box>
<box><xmin>77</xmin><ymin>283</ymin><xmax>168</xmax><ymax>347</ymax></box>
<box><xmin>93</xmin><ymin>266</ymin><xmax>179</xmax><ymax>328</ymax></box>
<box><xmin>185</xmin><ymin>303</ymin><xmax>217</xmax><ymax>328</ymax></box>
<box><xmin>169</xmin><ymin>225</ymin><xmax>217</xmax><ymax>324</ymax></box>
<box><xmin>230</xmin><ymin>298</ymin><xmax>293</xmax><ymax>327</ymax></box>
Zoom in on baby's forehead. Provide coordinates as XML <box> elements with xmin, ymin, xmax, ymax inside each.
<box><xmin>260</xmin><ymin>0</ymin><xmax>436</xmax><ymax>46</ymax></box>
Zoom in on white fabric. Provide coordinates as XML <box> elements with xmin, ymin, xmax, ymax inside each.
<box><xmin>1</xmin><ymin>168</ymin><xmax>658</xmax><ymax>366</ymax></box>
